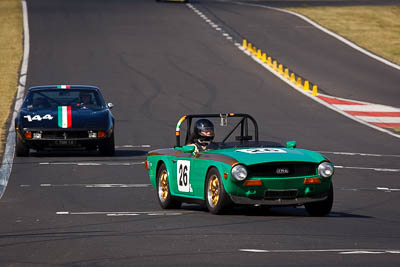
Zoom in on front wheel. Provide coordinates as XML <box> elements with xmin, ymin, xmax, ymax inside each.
<box><xmin>157</xmin><ymin>164</ymin><xmax>181</xmax><ymax>209</ymax></box>
<box><xmin>305</xmin><ymin>184</ymin><xmax>334</xmax><ymax>216</ymax></box>
<box><xmin>15</xmin><ymin>135</ymin><xmax>29</xmax><ymax>157</ymax></box>
<box><xmin>205</xmin><ymin>168</ymin><xmax>232</xmax><ymax>214</ymax></box>
<box><xmin>99</xmin><ymin>132</ymin><xmax>115</xmax><ymax>156</ymax></box>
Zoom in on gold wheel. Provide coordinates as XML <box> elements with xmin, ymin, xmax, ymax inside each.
<box><xmin>207</xmin><ymin>175</ymin><xmax>220</xmax><ymax>208</ymax></box>
<box><xmin>158</xmin><ymin>170</ymin><xmax>169</xmax><ymax>201</ymax></box>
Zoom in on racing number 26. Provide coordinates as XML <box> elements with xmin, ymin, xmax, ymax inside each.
<box><xmin>177</xmin><ymin>160</ymin><xmax>190</xmax><ymax>193</ymax></box>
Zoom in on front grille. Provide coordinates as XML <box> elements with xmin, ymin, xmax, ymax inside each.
<box><xmin>41</xmin><ymin>131</ymin><xmax>89</xmax><ymax>139</ymax></box>
<box><xmin>248</xmin><ymin>162</ymin><xmax>318</xmax><ymax>178</ymax></box>
<box><xmin>264</xmin><ymin>190</ymin><xmax>298</xmax><ymax>200</ymax></box>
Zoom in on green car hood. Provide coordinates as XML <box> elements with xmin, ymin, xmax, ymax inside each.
<box><xmin>206</xmin><ymin>147</ymin><xmax>326</xmax><ymax>165</ymax></box>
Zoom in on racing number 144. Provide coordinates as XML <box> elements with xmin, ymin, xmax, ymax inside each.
<box><xmin>177</xmin><ymin>160</ymin><xmax>191</xmax><ymax>192</ymax></box>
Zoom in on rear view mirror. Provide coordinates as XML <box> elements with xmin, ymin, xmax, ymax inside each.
<box><xmin>220</xmin><ymin>113</ymin><xmax>227</xmax><ymax>126</ymax></box>
<box><xmin>286</xmin><ymin>140</ymin><xmax>296</xmax><ymax>149</ymax></box>
<box><xmin>107</xmin><ymin>103</ymin><xmax>114</xmax><ymax>109</ymax></box>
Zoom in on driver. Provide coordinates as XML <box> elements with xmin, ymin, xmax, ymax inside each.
<box><xmin>188</xmin><ymin>119</ymin><xmax>215</xmax><ymax>152</ymax></box>
<box><xmin>77</xmin><ymin>92</ymin><xmax>91</xmax><ymax>108</ymax></box>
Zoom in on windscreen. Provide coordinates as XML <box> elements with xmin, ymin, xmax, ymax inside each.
<box><xmin>22</xmin><ymin>89</ymin><xmax>106</xmax><ymax>110</ymax></box>
<box><xmin>182</xmin><ymin>116</ymin><xmax>283</xmax><ymax>149</ymax></box>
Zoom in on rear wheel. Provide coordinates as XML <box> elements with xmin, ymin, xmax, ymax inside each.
<box><xmin>15</xmin><ymin>135</ymin><xmax>29</xmax><ymax>157</ymax></box>
<box><xmin>157</xmin><ymin>164</ymin><xmax>181</xmax><ymax>209</ymax></box>
<box><xmin>305</xmin><ymin>184</ymin><xmax>334</xmax><ymax>216</ymax></box>
<box><xmin>205</xmin><ymin>168</ymin><xmax>232</xmax><ymax>214</ymax></box>
<box><xmin>99</xmin><ymin>132</ymin><xmax>115</xmax><ymax>156</ymax></box>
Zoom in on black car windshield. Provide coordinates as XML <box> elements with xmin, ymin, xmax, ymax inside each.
<box><xmin>22</xmin><ymin>89</ymin><xmax>106</xmax><ymax>110</ymax></box>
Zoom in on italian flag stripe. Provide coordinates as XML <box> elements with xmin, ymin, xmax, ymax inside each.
<box><xmin>57</xmin><ymin>85</ymin><xmax>70</xmax><ymax>89</ymax></box>
<box><xmin>58</xmin><ymin>106</ymin><xmax>72</xmax><ymax>128</ymax></box>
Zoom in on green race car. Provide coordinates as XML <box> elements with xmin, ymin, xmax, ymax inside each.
<box><xmin>145</xmin><ymin>113</ymin><xmax>334</xmax><ymax>216</ymax></box>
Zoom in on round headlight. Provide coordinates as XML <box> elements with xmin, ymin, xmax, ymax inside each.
<box><xmin>231</xmin><ymin>164</ymin><xmax>248</xmax><ymax>181</ymax></box>
<box><xmin>318</xmin><ymin>162</ymin><xmax>334</xmax><ymax>178</ymax></box>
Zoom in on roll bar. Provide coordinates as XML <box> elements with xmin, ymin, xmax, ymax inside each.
<box><xmin>175</xmin><ymin>113</ymin><xmax>259</xmax><ymax>147</ymax></box>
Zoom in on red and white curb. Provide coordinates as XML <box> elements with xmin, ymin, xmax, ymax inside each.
<box><xmin>318</xmin><ymin>95</ymin><xmax>400</xmax><ymax>131</ymax></box>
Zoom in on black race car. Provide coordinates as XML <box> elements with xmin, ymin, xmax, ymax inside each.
<box><xmin>15</xmin><ymin>85</ymin><xmax>115</xmax><ymax>156</ymax></box>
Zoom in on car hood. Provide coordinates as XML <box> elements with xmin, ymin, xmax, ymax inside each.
<box><xmin>206</xmin><ymin>147</ymin><xmax>326</xmax><ymax>165</ymax></box>
<box><xmin>18</xmin><ymin>108</ymin><xmax>111</xmax><ymax>129</ymax></box>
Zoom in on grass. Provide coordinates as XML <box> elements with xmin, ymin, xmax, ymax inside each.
<box><xmin>0</xmin><ymin>0</ymin><xmax>22</xmax><ymax>155</ymax></box>
<box><xmin>286</xmin><ymin>5</ymin><xmax>400</xmax><ymax>65</ymax></box>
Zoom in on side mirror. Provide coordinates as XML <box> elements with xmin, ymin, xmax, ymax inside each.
<box><xmin>286</xmin><ymin>140</ymin><xmax>296</xmax><ymax>149</ymax></box>
<box><xmin>107</xmin><ymin>103</ymin><xmax>114</xmax><ymax>109</ymax></box>
<box><xmin>179</xmin><ymin>145</ymin><xmax>195</xmax><ymax>153</ymax></box>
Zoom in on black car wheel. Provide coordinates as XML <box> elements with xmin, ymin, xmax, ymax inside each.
<box><xmin>15</xmin><ymin>135</ymin><xmax>29</xmax><ymax>157</ymax></box>
<box><xmin>157</xmin><ymin>163</ymin><xmax>182</xmax><ymax>209</ymax></box>
<box><xmin>99</xmin><ymin>132</ymin><xmax>115</xmax><ymax>156</ymax></box>
<box><xmin>305</xmin><ymin>184</ymin><xmax>334</xmax><ymax>216</ymax></box>
<box><xmin>205</xmin><ymin>167</ymin><xmax>232</xmax><ymax>214</ymax></box>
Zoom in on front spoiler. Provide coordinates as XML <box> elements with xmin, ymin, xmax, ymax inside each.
<box><xmin>229</xmin><ymin>194</ymin><xmax>328</xmax><ymax>206</ymax></box>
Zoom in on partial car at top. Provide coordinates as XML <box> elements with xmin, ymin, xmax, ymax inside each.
<box><xmin>15</xmin><ymin>85</ymin><xmax>115</xmax><ymax>156</ymax></box>
<box><xmin>145</xmin><ymin>113</ymin><xmax>334</xmax><ymax>216</ymax></box>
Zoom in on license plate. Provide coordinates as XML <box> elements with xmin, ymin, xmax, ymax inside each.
<box><xmin>55</xmin><ymin>140</ymin><xmax>76</xmax><ymax>145</ymax></box>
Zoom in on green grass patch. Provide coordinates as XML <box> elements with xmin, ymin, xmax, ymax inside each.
<box><xmin>0</xmin><ymin>0</ymin><xmax>22</xmax><ymax>154</ymax></box>
<box><xmin>286</xmin><ymin>5</ymin><xmax>400</xmax><ymax>65</ymax></box>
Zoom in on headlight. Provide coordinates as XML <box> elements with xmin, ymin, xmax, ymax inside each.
<box><xmin>88</xmin><ymin>131</ymin><xmax>97</xmax><ymax>138</ymax></box>
<box><xmin>318</xmin><ymin>162</ymin><xmax>334</xmax><ymax>178</ymax></box>
<box><xmin>231</xmin><ymin>164</ymin><xmax>248</xmax><ymax>181</ymax></box>
<box><xmin>32</xmin><ymin>132</ymin><xmax>42</xmax><ymax>139</ymax></box>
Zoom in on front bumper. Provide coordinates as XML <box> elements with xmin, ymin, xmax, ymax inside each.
<box><xmin>16</xmin><ymin>129</ymin><xmax>112</xmax><ymax>149</ymax></box>
<box><xmin>229</xmin><ymin>194</ymin><xmax>328</xmax><ymax>206</ymax></box>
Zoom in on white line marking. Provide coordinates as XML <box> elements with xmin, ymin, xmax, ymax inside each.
<box><xmin>40</xmin><ymin>183</ymin><xmax>151</xmax><ymax>188</ymax></box>
<box><xmin>317</xmin><ymin>151</ymin><xmax>400</xmax><ymax>158</ymax></box>
<box><xmin>38</xmin><ymin>161</ymin><xmax>144</xmax><ymax>166</ymax></box>
<box><xmin>333</xmin><ymin>104</ymin><xmax>400</xmax><ymax>112</ymax></box>
<box><xmin>377</xmin><ymin>187</ymin><xmax>400</xmax><ymax>192</ymax></box>
<box><xmin>338</xmin><ymin>187</ymin><xmax>400</xmax><ymax>193</ymax></box>
<box><xmin>335</xmin><ymin>166</ymin><xmax>400</xmax><ymax>172</ymax></box>
<box><xmin>77</xmin><ymin>163</ymin><xmax>101</xmax><ymax>166</ymax></box>
<box><xmin>240</xmin><ymin>249</ymin><xmax>400</xmax><ymax>254</ymax></box>
<box><xmin>107</xmin><ymin>213</ymin><xmax>140</xmax><ymax>216</ymax></box>
<box><xmin>0</xmin><ymin>0</ymin><xmax>30</xmax><ymax>199</ymax></box>
<box><xmin>354</xmin><ymin>116</ymin><xmax>400</xmax><ymax>124</ymax></box>
<box><xmin>340</xmin><ymin>251</ymin><xmax>385</xmax><ymax>254</ymax></box>
<box><xmin>56</xmin><ymin>211</ymin><xmax>190</xmax><ymax>216</ymax></box>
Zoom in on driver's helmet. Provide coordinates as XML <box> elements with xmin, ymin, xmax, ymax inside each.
<box><xmin>193</xmin><ymin>119</ymin><xmax>215</xmax><ymax>146</ymax></box>
<box><xmin>79</xmin><ymin>91</ymin><xmax>91</xmax><ymax>104</ymax></box>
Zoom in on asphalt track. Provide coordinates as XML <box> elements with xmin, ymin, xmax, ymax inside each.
<box><xmin>0</xmin><ymin>0</ymin><xmax>399</xmax><ymax>266</ymax></box>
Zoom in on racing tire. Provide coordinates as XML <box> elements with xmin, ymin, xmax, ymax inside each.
<box><xmin>305</xmin><ymin>184</ymin><xmax>334</xmax><ymax>217</ymax></box>
<box><xmin>205</xmin><ymin>167</ymin><xmax>232</xmax><ymax>214</ymax></box>
<box><xmin>157</xmin><ymin>164</ymin><xmax>182</xmax><ymax>209</ymax></box>
<box><xmin>99</xmin><ymin>132</ymin><xmax>115</xmax><ymax>156</ymax></box>
<box><xmin>15</xmin><ymin>135</ymin><xmax>29</xmax><ymax>157</ymax></box>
